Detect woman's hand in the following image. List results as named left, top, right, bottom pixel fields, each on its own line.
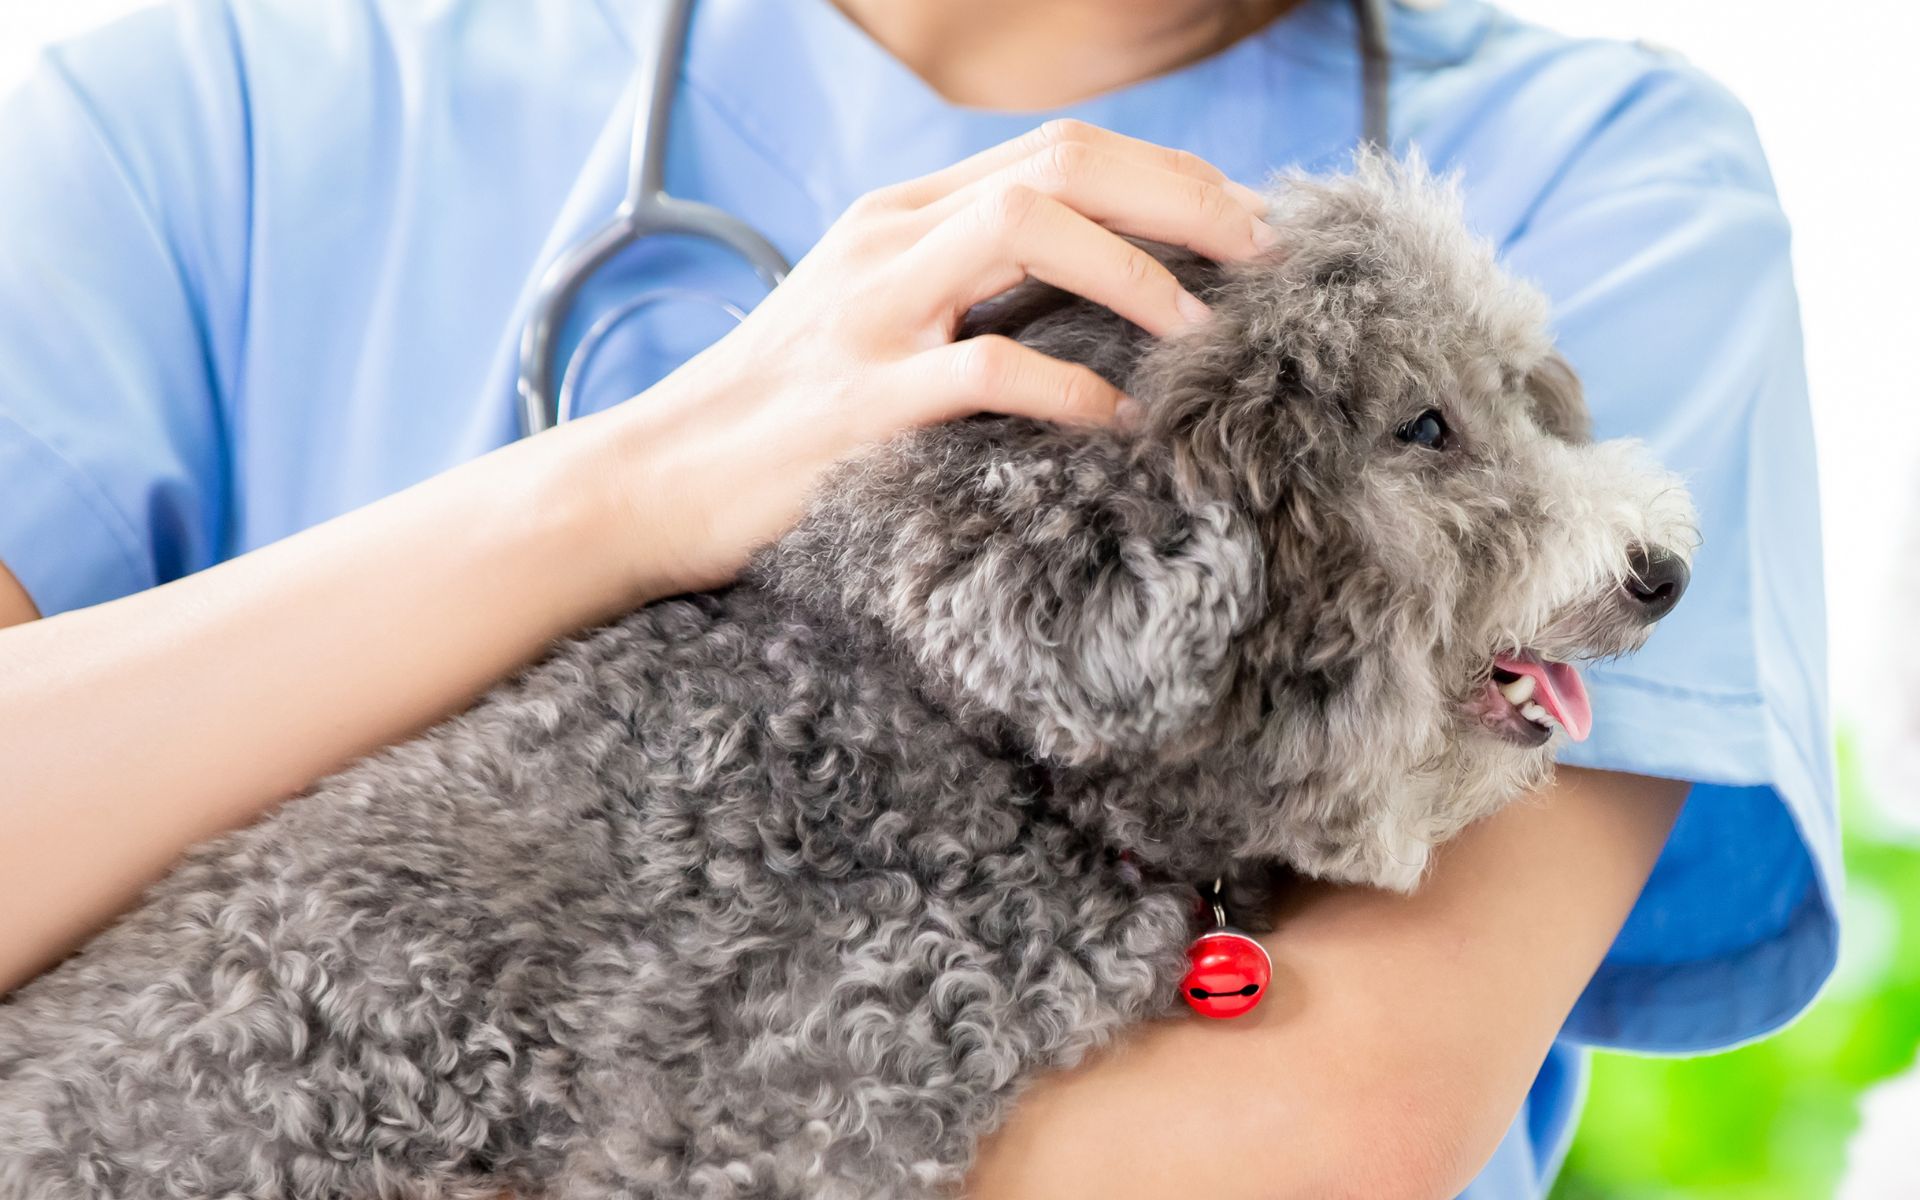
left=589, top=118, right=1277, bottom=599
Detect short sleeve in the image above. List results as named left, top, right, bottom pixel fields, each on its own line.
left=0, top=2, right=248, bottom=616
left=1493, top=61, right=1839, bottom=1052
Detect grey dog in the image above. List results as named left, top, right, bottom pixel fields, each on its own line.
left=0, top=157, right=1696, bottom=1199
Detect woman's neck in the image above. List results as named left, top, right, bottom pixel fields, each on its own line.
left=829, top=0, right=1297, bottom=110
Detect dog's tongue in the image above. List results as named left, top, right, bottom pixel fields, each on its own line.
left=1495, top=652, right=1592, bottom=742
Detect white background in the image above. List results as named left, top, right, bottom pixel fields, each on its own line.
left=3, top=0, right=1910, bottom=736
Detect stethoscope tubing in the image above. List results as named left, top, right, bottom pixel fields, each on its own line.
left=515, top=0, right=790, bottom=438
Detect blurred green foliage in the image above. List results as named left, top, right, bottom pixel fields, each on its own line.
left=1549, top=736, right=1920, bottom=1200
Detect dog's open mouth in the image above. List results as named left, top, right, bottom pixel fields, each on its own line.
left=1473, top=651, right=1593, bottom=747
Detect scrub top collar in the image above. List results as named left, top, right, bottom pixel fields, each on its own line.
left=591, top=0, right=1499, bottom=220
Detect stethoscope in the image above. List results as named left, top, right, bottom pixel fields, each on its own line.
left=515, top=0, right=1393, bottom=438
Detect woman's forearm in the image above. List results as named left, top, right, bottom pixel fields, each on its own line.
left=966, top=766, right=1686, bottom=1200
left=0, top=403, right=674, bottom=993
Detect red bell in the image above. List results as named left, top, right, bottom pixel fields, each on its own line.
left=1180, top=928, right=1272, bottom=1019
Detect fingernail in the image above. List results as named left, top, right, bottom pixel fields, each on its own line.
left=1115, top=395, right=1144, bottom=429
left=1176, top=290, right=1212, bottom=325
left=1250, top=217, right=1281, bottom=251
left=1226, top=180, right=1269, bottom=213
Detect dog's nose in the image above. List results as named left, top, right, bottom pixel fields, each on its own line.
left=1622, top=545, right=1689, bottom=622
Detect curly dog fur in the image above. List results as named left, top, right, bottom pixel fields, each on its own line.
left=0, top=157, right=1696, bottom=1198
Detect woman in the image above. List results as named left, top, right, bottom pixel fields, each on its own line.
left=0, top=0, right=1836, bottom=1195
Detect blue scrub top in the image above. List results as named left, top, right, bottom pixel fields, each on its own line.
left=0, top=1, right=1838, bottom=1193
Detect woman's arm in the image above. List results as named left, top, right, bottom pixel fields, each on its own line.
left=0, top=121, right=1277, bottom=994
left=0, top=413, right=668, bottom=991
left=967, top=765, right=1685, bottom=1200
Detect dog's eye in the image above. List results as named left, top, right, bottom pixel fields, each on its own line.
left=1395, top=409, right=1450, bottom=450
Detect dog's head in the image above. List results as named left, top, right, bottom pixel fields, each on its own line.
left=769, top=155, right=1696, bottom=889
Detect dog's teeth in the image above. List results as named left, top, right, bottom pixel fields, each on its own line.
left=1519, top=702, right=1553, bottom=726
left=1499, top=675, right=1536, bottom=705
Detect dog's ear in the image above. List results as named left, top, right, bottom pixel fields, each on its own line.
left=958, top=280, right=1080, bottom=340
left=1522, top=350, right=1591, bottom=443
left=960, top=244, right=1224, bottom=390
left=764, top=421, right=1264, bottom=765
left=958, top=280, right=1149, bottom=391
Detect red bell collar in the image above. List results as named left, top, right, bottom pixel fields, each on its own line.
left=1117, top=854, right=1271, bottom=1020
left=1179, top=876, right=1272, bottom=1019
